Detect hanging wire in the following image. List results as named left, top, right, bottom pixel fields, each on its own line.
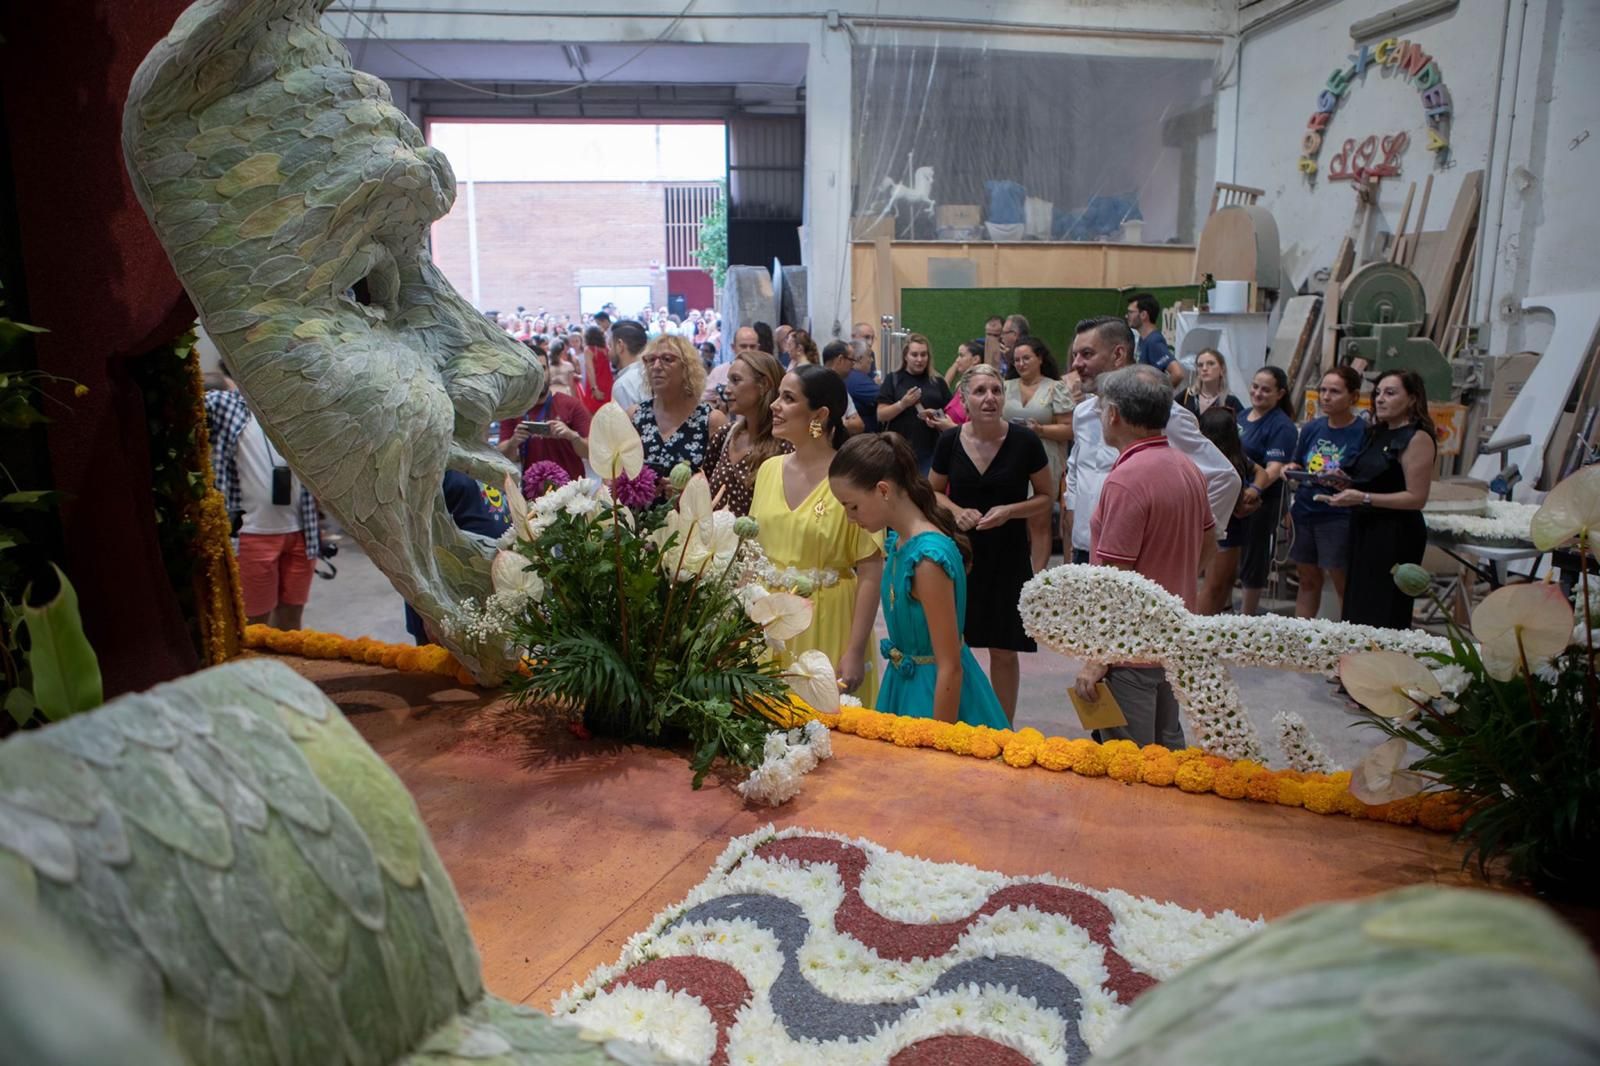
left=331, top=0, right=700, bottom=100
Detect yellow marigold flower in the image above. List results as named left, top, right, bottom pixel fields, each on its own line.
left=243, top=623, right=272, bottom=647
left=1327, top=770, right=1353, bottom=787
left=1143, top=755, right=1179, bottom=787
left=835, top=708, right=865, bottom=734
left=1140, top=743, right=1170, bottom=760
left=991, top=728, right=1016, bottom=748
left=1172, top=747, right=1204, bottom=764
left=1067, top=739, right=1107, bottom=777
left=1372, top=795, right=1422, bottom=825
left=395, top=649, right=422, bottom=672
left=969, top=732, right=1002, bottom=759
left=856, top=712, right=890, bottom=741
left=1276, top=778, right=1306, bottom=807
left=1244, top=772, right=1281, bottom=804
left=379, top=648, right=402, bottom=668
left=1300, top=781, right=1346, bottom=815
left=1174, top=760, right=1215, bottom=794
left=1011, top=727, right=1046, bottom=746
left=1036, top=745, right=1073, bottom=772
left=891, top=717, right=937, bottom=748
left=1107, top=751, right=1144, bottom=784
left=945, top=723, right=976, bottom=756
left=1232, top=759, right=1265, bottom=776
left=1201, top=754, right=1229, bottom=770
left=1100, top=738, right=1138, bottom=756
left=1002, top=742, right=1037, bottom=768
left=1212, top=766, right=1249, bottom=800
left=1418, top=792, right=1464, bottom=832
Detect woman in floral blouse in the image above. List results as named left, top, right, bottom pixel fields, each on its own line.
left=629, top=335, right=727, bottom=491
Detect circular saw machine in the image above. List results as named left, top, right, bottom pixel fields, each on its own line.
left=1339, top=262, right=1452, bottom=398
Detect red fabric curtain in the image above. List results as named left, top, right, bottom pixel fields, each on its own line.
left=2, top=1, right=204, bottom=693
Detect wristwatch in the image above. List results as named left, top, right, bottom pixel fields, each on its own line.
left=1363, top=493, right=1372, bottom=506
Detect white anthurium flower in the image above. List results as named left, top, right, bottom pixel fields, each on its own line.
left=1338, top=651, right=1442, bottom=718
left=746, top=591, right=813, bottom=642
left=490, top=548, right=544, bottom=601
left=503, top=473, right=531, bottom=542
left=1530, top=462, right=1600, bottom=550
left=1349, top=736, right=1430, bottom=805
left=1472, top=581, right=1575, bottom=681
left=589, top=401, right=644, bottom=479
left=785, top=649, right=840, bottom=713
left=678, top=471, right=713, bottom=532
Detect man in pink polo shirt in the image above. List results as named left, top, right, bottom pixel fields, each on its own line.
left=1075, top=365, right=1215, bottom=748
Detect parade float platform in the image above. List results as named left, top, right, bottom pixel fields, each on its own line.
left=283, top=655, right=1476, bottom=1012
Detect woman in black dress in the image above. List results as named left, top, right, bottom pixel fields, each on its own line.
left=1320, top=369, right=1436, bottom=629
left=928, top=364, right=1054, bottom=722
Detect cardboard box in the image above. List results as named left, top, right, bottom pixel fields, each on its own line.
left=1487, top=352, right=1539, bottom=419
left=852, top=213, right=895, bottom=240
left=936, top=204, right=981, bottom=229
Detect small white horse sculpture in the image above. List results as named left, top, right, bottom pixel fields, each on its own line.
left=878, top=165, right=935, bottom=222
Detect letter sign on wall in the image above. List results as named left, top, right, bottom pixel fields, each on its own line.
left=1296, top=37, right=1452, bottom=187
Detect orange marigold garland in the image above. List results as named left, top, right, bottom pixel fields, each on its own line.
left=243, top=625, right=477, bottom=686
left=818, top=705, right=1464, bottom=833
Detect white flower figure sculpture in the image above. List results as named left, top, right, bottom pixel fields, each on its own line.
left=1019, top=565, right=1449, bottom=763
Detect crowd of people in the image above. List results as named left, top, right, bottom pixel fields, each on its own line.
left=202, top=285, right=1436, bottom=748
left=487, top=294, right=1437, bottom=746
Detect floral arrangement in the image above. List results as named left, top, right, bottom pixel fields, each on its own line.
left=1018, top=565, right=1448, bottom=764
left=736, top=719, right=834, bottom=806
left=822, top=705, right=1467, bottom=830
left=477, top=402, right=840, bottom=789
left=242, top=624, right=475, bottom=685
left=1423, top=498, right=1539, bottom=543
left=1339, top=464, right=1600, bottom=897
left=557, top=825, right=1263, bottom=1063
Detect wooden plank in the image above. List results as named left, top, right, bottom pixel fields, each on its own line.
left=1292, top=300, right=1327, bottom=416
left=1404, top=174, right=1433, bottom=269
left=1424, top=170, right=1483, bottom=341
left=1331, top=237, right=1356, bottom=284
left=1322, top=280, right=1343, bottom=371
left=1193, top=204, right=1280, bottom=286
left=1269, top=295, right=1322, bottom=387
left=1389, top=182, right=1416, bottom=264
left=1441, top=229, right=1479, bottom=355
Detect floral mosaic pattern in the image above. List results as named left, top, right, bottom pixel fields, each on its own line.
left=1018, top=565, right=1449, bottom=763
left=558, top=827, right=1259, bottom=1065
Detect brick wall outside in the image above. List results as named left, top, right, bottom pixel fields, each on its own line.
left=431, top=181, right=685, bottom=318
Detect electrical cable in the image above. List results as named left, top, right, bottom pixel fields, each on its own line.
left=332, top=0, right=699, bottom=100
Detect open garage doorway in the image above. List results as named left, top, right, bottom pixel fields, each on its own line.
left=427, top=120, right=727, bottom=335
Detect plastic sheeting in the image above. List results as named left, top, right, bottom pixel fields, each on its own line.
left=852, top=34, right=1219, bottom=245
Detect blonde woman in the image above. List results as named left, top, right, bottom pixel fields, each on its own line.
left=629, top=334, right=727, bottom=483
left=929, top=364, right=1054, bottom=719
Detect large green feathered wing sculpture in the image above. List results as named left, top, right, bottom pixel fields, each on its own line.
left=0, top=659, right=655, bottom=1065
left=121, top=0, right=540, bottom=681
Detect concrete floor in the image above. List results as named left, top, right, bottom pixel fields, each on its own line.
left=304, top=536, right=1385, bottom=770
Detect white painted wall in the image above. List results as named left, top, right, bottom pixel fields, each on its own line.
left=326, top=2, right=1231, bottom=339
left=1226, top=0, right=1600, bottom=352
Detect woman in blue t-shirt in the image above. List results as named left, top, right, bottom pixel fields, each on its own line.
left=1235, top=367, right=1298, bottom=615
left=1288, top=366, right=1367, bottom=618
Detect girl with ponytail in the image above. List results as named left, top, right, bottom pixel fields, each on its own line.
left=829, top=433, right=1009, bottom=728
left=750, top=365, right=884, bottom=702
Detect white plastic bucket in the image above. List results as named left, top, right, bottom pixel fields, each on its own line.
left=1210, top=280, right=1249, bottom=313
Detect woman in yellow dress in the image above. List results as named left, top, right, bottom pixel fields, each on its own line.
left=751, top=365, right=882, bottom=704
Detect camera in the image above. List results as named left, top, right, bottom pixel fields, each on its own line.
left=271, top=464, right=292, bottom=506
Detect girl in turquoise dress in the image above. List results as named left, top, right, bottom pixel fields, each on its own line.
left=828, top=434, right=1009, bottom=728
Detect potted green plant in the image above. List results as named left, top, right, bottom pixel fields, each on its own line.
left=1340, top=465, right=1600, bottom=899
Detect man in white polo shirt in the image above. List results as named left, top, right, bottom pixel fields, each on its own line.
left=1062, top=315, right=1238, bottom=565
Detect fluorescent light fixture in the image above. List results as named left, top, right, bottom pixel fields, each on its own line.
left=562, top=44, right=587, bottom=71
left=1351, top=0, right=1458, bottom=40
